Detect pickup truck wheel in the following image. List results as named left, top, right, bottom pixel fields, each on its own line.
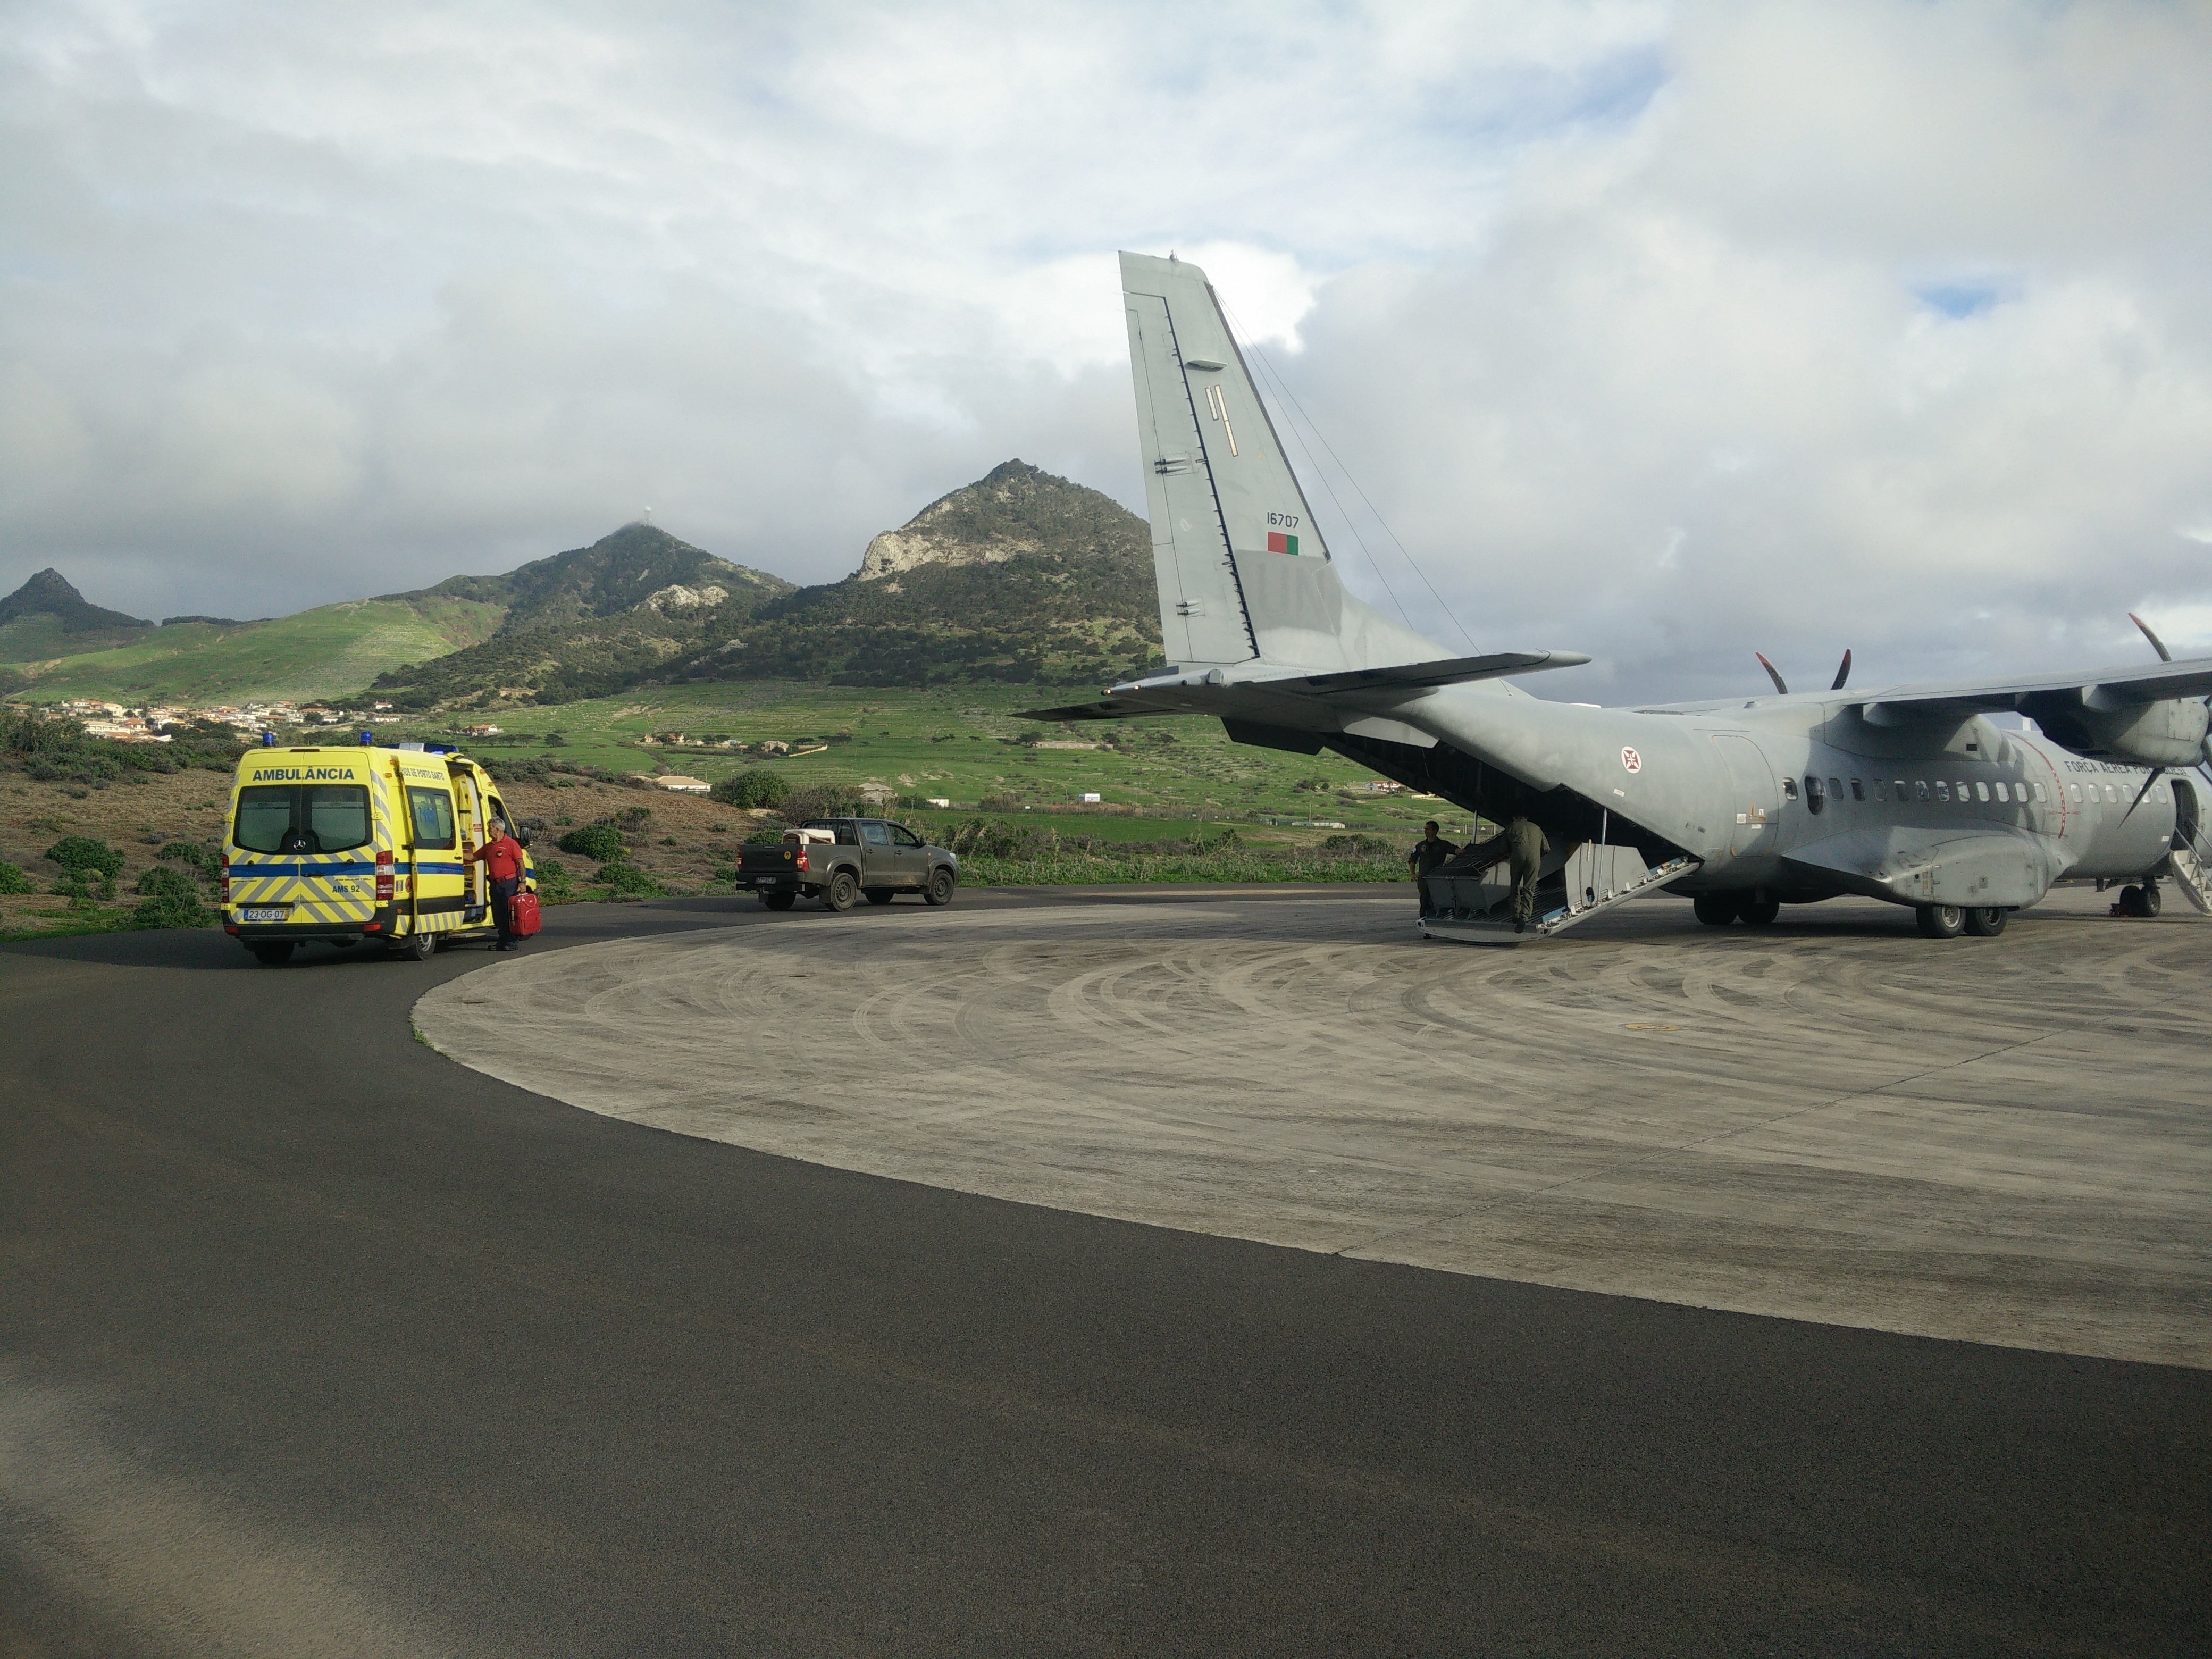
left=824, top=870, right=858, bottom=912
left=863, top=887, right=896, bottom=906
left=761, top=891, right=796, bottom=911
left=923, top=867, right=956, bottom=907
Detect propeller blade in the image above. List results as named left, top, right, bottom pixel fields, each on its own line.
left=1755, top=652, right=1789, bottom=696
left=2119, top=767, right=2165, bottom=825
left=2129, top=612, right=2173, bottom=663
left=1831, top=649, right=1853, bottom=691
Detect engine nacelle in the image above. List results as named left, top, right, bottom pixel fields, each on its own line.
left=2025, top=688, right=2210, bottom=767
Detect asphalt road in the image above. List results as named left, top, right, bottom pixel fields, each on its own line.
left=4, top=891, right=2207, bottom=1657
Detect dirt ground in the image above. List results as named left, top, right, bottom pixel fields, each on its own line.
left=0, top=768, right=770, bottom=936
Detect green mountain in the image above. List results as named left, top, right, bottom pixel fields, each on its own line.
left=398, top=520, right=792, bottom=632
left=5, top=464, right=1162, bottom=711
left=370, top=462, right=1162, bottom=708
left=1, top=594, right=508, bottom=706
left=364, top=524, right=797, bottom=708
left=0, top=568, right=152, bottom=634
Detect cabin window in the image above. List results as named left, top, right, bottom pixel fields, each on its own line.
left=1995, top=782, right=2009, bottom=803
left=2034, top=783, right=2047, bottom=803
left=2107, top=784, right=2120, bottom=802
left=1873, top=780, right=1887, bottom=802
left=1895, top=779, right=1908, bottom=801
left=1850, top=779, right=1865, bottom=802
left=1781, top=776, right=1798, bottom=800
left=1915, top=780, right=1930, bottom=801
left=2067, top=783, right=2081, bottom=802
left=1975, top=781, right=1990, bottom=803
left=1935, top=781, right=1950, bottom=802
left=1829, top=777, right=1844, bottom=805
left=407, top=787, right=456, bottom=850
left=1804, top=775, right=1824, bottom=814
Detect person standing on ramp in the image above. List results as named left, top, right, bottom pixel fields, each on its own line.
left=1408, top=820, right=1459, bottom=919
left=467, top=815, right=529, bottom=952
left=1508, top=814, right=1551, bottom=934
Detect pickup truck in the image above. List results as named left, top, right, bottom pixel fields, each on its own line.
left=734, top=818, right=961, bottom=911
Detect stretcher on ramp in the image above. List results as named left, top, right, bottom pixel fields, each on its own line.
left=1419, top=845, right=1702, bottom=945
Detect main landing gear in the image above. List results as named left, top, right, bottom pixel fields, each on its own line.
left=2110, top=882, right=2161, bottom=918
left=1693, top=892, right=1779, bottom=926
left=1915, top=904, right=2008, bottom=938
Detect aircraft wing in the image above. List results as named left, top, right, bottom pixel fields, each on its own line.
left=1020, top=650, right=1589, bottom=723
left=1855, top=654, right=2212, bottom=724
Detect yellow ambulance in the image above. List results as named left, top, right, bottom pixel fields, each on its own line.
left=222, top=740, right=534, bottom=965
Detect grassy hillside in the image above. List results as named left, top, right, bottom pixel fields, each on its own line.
left=386, top=681, right=1447, bottom=835
left=2, top=594, right=506, bottom=706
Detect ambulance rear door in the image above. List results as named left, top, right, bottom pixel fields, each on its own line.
left=450, top=760, right=489, bottom=919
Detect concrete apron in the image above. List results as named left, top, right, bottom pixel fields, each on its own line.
left=413, top=891, right=2212, bottom=1368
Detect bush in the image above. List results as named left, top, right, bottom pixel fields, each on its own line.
left=710, top=768, right=790, bottom=809
left=778, top=783, right=861, bottom=823
left=157, top=841, right=222, bottom=877
left=557, top=823, right=627, bottom=861
left=0, top=861, right=30, bottom=895
left=44, top=836, right=125, bottom=880
left=615, top=804, right=653, bottom=827
left=132, top=865, right=209, bottom=928
left=593, top=861, right=666, bottom=898
left=532, top=855, right=576, bottom=901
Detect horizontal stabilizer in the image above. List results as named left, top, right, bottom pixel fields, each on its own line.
left=1019, top=649, right=1588, bottom=724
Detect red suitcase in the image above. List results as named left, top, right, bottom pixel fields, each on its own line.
left=508, top=889, right=542, bottom=938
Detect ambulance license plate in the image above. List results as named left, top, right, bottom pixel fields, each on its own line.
left=241, top=907, right=291, bottom=922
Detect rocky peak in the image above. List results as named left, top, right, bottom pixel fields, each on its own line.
left=857, top=459, right=1142, bottom=581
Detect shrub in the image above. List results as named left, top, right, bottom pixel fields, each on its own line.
left=0, top=861, right=30, bottom=895
left=779, top=783, right=861, bottom=823
left=710, top=768, right=790, bottom=809
left=593, top=861, right=666, bottom=898
left=44, top=836, right=125, bottom=880
left=532, top=856, right=576, bottom=901
left=615, top=804, right=653, bottom=827
left=133, top=865, right=210, bottom=928
left=557, top=823, right=626, bottom=861
left=157, top=841, right=222, bottom=877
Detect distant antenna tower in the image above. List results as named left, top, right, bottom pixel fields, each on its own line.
left=643, top=506, right=653, bottom=524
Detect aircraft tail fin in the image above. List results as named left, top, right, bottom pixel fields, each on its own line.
left=1120, top=251, right=1445, bottom=674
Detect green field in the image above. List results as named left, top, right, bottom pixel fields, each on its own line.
left=2, top=596, right=506, bottom=706
left=401, top=681, right=1463, bottom=837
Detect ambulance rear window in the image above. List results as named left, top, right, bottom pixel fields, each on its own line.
left=233, top=784, right=372, bottom=854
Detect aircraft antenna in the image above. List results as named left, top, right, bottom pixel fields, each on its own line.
left=1224, top=303, right=1480, bottom=655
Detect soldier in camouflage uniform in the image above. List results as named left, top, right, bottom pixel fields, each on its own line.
left=1508, top=814, right=1550, bottom=933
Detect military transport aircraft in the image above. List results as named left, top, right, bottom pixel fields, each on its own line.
left=1024, top=250, right=2212, bottom=941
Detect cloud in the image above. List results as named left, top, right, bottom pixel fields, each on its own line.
left=1, top=0, right=2207, bottom=702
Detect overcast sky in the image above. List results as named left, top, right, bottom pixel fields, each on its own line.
left=4, top=0, right=2209, bottom=701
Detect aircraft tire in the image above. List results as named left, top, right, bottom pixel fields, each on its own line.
left=1916, top=903, right=1965, bottom=939
left=864, top=887, right=897, bottom=906
left=1692, top=893, right=1738, bottom=926
left=1963, top=906, right=2007, bottom=937
left=761, top=891, right=796, bottom=911
left=250, top=942, right=295, bottom=966
left=823, top=870, right=859, bottom=912
left=1738, top=898, right=1781, bottom=926
left=2140, top=883, right=2163, bottom=917
left=2116, top=884, right=2146, bottom=917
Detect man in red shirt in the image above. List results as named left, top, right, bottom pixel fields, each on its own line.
left=466, top=814, right=529, bottom=951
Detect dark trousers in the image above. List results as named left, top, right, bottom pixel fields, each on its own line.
left=491, top=876, right=520, bottom=944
